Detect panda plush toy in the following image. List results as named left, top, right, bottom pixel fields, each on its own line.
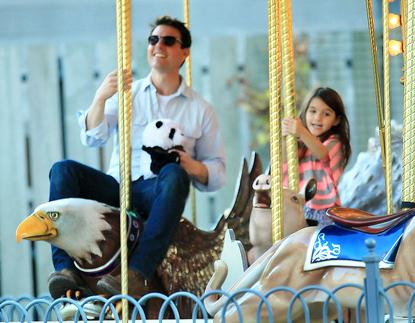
left=141, top=118, right=189, bottom=179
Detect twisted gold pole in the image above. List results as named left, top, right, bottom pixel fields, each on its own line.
left=116, top=0, right=132, bottom=320
left=382, top=0, right=393, bottom=213
left=183, top=0, right=197, bottom=225
left=402, top=0, right=407, bottom=42
left=184, top=0, right=192, bottom=88
left=268, top=0, right=283, bottom=243
left=280, top=0, right=298, bottom=191
left=365, top=0, right=391, bottom=213
left=402, top=0, right=415, bottom=207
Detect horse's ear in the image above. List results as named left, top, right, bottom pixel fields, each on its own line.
left=301, top=178, right=317, bottom=201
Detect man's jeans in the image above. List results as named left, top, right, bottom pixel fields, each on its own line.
left=49, top=159, right=190, bottom=279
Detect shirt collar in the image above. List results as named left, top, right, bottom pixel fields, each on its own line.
left=143, top=74, right=192, bottom=98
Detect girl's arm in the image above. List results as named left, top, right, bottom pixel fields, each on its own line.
left=326, top=138, right=345, bottom=184
left=282, top=117, right=329, bottom=160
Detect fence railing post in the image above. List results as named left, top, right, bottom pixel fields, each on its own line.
left=363, top=238, right=385, bottom=323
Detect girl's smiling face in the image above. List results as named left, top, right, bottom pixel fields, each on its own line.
left=305, top=97, right=340, bottom=137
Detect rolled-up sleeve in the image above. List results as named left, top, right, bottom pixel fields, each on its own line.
left=193, top=107, right=226, bottom=192
left=77, top=95, right=119, bottom=147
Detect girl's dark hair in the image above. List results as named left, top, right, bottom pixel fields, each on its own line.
left=299, top=87, right=351, bottom=167
left=150, top=16, right=192, bottom=48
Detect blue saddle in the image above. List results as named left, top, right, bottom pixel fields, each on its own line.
left=304, top=217, right=413, bottom=271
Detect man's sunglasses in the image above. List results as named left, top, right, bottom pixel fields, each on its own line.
left=148, top=35, right=183, bottom=47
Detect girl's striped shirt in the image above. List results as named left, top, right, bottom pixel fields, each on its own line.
left=283, top=134, right=345, bottom=210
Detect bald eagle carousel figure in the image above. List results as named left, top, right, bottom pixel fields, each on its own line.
left=16, top=152, right=264, bottom=318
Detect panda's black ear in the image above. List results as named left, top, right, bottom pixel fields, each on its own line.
left=156, top=121, right=163, bottom=128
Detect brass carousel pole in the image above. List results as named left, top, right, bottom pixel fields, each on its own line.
left=184, top=0, right=192, bottom=87
left=183, top=0, right=197, bottom=225
left=382, top=0, right=393, bottom=213
left=116, top=0, right=132, bottom=320
left=401, top=0, right=415, bottom=208
left=365, top=0, right=393, bottom=213
left=280, top=0, right=299, bottom=191
left=268, top=0, right=283, bottom=243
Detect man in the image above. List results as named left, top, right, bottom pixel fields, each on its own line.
left=47, top=16, right=226, bottom=298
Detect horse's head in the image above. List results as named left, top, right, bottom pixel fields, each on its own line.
left=282, top=178, right=317, bottom=236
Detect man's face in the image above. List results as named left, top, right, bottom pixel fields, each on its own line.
left=147, top=25, right=189, bottom=73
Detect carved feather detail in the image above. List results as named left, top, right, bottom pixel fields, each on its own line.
left=157, top=152, right=262, bottom=296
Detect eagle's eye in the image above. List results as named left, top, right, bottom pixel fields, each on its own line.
left=47, top=211, right=60, bottom=221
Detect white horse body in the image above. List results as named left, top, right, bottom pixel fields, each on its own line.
left=205, top=218, right=415, bottom=322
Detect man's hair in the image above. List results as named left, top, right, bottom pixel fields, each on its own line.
left=150, top=16, right=192, bottom=48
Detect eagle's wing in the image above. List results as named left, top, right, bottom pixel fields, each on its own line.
left=156, top=152, right=263, bottom=296
left=227, top=152, right=263, bottom=251
left=157, top=217, right=226, bottom=296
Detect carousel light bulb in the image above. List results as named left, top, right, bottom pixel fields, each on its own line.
left=389, top=40, right=403, bottom=56
left=388, top=13, right=401, bottom=29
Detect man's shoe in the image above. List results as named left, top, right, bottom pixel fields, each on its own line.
left=48, top=268, right=89, bottom=299
left=97, top=269, right=152, bottom=296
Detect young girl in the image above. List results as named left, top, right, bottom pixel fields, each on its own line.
left=282, top=87, right=351, bottom=226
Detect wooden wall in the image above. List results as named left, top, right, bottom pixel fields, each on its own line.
left=0, top=43, right=114, bottom=296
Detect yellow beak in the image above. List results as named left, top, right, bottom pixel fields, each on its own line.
left=16, top=211, right=58, bottom=243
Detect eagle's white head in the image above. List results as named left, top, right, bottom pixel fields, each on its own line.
left=16, top=198, right=117, bottom=265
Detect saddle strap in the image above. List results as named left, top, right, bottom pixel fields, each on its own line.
left=74, top=216, right=142, bottom=277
